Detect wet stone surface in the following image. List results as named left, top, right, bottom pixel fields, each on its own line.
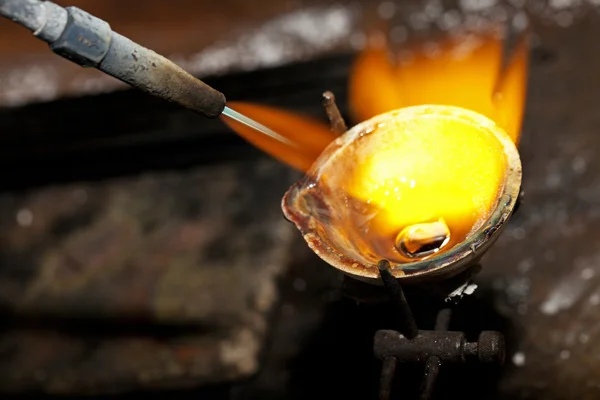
left=0, top=157, right=300, bottom=394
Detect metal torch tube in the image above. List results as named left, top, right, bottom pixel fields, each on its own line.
left=0, top=0, right=226, bottom=118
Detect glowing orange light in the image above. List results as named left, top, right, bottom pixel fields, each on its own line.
left=332, top=105, right=508, bottom=261
left=349, top=31, right=529, bottom=144
left=223, top=28, right=528, bottom=172
left=221, top=23, right=528, bottom=264
left=220, top=102, right=337, bottom=172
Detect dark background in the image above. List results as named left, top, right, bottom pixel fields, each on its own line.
left=1, top=1, right=600, bottom=399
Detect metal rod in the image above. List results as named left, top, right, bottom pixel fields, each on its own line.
left=434, top=308, right=452, bottom=331
left=322, top=91, right=347, bottom=134
left=420, top=356, right=441, bottom=400
left=378, top=259, right=419, bottom=339
left=374, top=329, right=469, bottom=364
left=379, top=357, right=397, bottom=400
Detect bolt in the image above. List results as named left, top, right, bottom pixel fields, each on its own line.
left=477, top=331, right=506, bottom=365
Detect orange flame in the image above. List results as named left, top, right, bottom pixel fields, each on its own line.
left=221, top=102, right=337, bottom=172
left=222, top=29, right=529, bottom=171
left=349, top=32, right=529, bottom=144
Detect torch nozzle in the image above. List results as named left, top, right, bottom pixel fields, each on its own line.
left=221, top=106, right=295, bottom=146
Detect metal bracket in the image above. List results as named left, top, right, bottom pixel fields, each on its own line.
left=446, top=280, right=478, bottom=303
left=375, top=260, right=505, bottom=400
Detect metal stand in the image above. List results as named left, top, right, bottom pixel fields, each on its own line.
left=375, top=260, right=505, bottom=400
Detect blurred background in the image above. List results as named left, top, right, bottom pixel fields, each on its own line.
left=0, top=0, right=600, bottom=399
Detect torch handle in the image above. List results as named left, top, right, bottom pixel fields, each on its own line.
left=0, top=0, right=226, bottom=118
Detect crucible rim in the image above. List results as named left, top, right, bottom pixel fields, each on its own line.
left=282, top=104, right=522, bottom=285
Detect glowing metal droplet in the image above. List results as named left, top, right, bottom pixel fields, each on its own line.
left=394, top=219, right=451, bottom=258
